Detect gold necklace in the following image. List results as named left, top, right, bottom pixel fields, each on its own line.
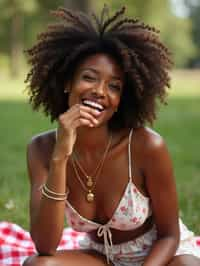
left=71, top=134, right=112, bottom=202
left=73, top=136, right=112, bottom=188
left=73, top=149, right=106, bottom=188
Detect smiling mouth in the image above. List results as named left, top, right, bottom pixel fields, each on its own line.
left=82, top=99, right=105, bottom=112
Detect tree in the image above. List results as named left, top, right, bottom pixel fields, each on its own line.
left=0, top=0, right=91, bottom=77
left=95, top=1, right=196, bottom=67
left=0, top=0, right=197, bottom=76
left=183, top=0, right=200, bottom=66
left=64, top=0, right=91, bottom=12
left=0, top=0, right=38, bottom=77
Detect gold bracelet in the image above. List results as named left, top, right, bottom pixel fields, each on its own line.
left=51, top=154, right=70, bottom=162
left=43, top=184, right=66, bottom=196
left=41, top=187, right=67, bottom=201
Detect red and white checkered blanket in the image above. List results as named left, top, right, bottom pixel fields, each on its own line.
left=0, top=222, right=85, bottom=266
left=0, top=221, right=200, bottom=266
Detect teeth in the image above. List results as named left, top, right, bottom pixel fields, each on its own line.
left=83, top=100, right=104, bottom=111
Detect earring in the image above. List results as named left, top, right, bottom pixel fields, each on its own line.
left=64, top=87, right=69, bottom=93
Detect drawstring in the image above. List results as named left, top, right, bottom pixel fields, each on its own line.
left=97, top=225, right=113, bottom=264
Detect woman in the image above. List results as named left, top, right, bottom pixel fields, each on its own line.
left=23, top=5, right=200, bottom=266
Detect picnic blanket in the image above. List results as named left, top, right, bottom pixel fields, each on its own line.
left=0, top=221, right=200, bottom=266
left=0, top=222, right=85, bottom=265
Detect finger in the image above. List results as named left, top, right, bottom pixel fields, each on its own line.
left=79, top=109, right=99, bottom=125
left=80, top=104, right=101, bottom=117
left=67, top=104, right=101, bottom=118
left=72, top=117, right=94, bottom=129
left=59, top=108, right=99, bottom=128
left=59, top=104, right=101, bottom=124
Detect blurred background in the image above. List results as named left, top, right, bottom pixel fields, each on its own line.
left=0, top=0, right=199, bottom=233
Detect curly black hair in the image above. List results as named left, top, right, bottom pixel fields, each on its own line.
left=25, top=5, right=173, bottom=131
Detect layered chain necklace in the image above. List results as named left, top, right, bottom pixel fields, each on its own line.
left=71, top=134, right=112, bottom=203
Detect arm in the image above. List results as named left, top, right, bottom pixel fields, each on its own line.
left=142, top=131, right=180, bottom=266
left=27, top=104, right=100, bottom=255
left=27, top=135, right=69, bottom=255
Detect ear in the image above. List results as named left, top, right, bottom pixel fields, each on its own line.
left=64, top=81, right=72, bottom=94
left=64, top=87, right=69, bottom=93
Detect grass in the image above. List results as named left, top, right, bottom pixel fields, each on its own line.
left=0, top=70, right=200, bottom=234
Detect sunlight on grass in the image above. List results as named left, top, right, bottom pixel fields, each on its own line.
left=1, top=70, right=200, bottom=100
left=0, top=75, right=26, bottom=100
left=170, top=70, right=200, bottom=97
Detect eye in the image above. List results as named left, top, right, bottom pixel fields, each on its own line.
left=109, top=83, right=121, bottom=92
left=82, top=74, right=96, bottom=81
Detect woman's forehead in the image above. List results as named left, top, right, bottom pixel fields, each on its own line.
left=76, top=53, right=124, bottom=79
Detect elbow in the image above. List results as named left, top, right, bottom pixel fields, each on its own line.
left=36, top=248, right=56, bottom=256
left=35, top=242, right=56, bottom=256
left=35, top=242, right=57, bottom=256
left=31, top=231, right=57, bottom=256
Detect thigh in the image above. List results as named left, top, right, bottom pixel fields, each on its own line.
left=168, top=255, right=200, bottom=266
left=23, top=249, right=113, bottom=266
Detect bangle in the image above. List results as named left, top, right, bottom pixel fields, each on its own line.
left=40, top=183, right=69, bottom=201
left=41, top=187, right=67, bottom=201
left=43, top=184, right=66, bottom=196
left=51, top=154, right=70, bottom=162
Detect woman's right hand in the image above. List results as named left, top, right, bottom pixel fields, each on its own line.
left=53, top=104, right=101, bottom=159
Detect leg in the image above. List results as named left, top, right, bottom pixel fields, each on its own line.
left=23, top=249, right=113, bottom=266
left=167, top=255, right=200, bottom=266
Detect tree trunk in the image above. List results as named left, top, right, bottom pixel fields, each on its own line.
left=64, top=0, right=92, bottom=13
left=10, top=11, right=23, bottom=78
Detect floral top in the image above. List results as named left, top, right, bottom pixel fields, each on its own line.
left=65, top=129, right=152, bottom=263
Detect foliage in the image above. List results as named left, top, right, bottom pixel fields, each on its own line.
left=184, top=0, right=200, bottom=66
left=161, top=16, right=196, bottom=67
left=95, top=1, right=196, bottom=67
left=0, top=0, right=199, bottom=75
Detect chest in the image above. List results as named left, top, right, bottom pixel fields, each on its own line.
left=66, top=148, right=147, bottom=225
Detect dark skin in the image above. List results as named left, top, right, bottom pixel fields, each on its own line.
left=23, top=54, right=200, bottom=266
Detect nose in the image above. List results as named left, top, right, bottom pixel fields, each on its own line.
left=91, top=82, right=106, bottom=98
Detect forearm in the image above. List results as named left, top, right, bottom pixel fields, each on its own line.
left=31, top=157, right=69, bottom=254
left=143, top=236, right=179, bottom=266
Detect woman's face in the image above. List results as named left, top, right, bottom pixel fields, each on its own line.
left=68, top=53, right=124, bottom=127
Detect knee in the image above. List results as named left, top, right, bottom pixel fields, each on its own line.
left=22, top=254, right=54, bottom=266
left=167, top=255, right=200, bottom=266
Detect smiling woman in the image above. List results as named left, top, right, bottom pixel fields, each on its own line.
left=21, top=5, right=200, bottom=266
left=66, top=54, right=123, bottom=129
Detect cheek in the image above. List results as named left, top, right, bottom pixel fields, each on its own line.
left=110, top=93, right=121, bottom=107
left=68, top=81, right=84, bottom=106
left=67, top=88, right=80, bottom=107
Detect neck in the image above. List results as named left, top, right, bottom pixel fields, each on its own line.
left=74, top=126, right=112, bottom=156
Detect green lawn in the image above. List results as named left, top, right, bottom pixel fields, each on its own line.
left=0, top=70, right=200, bottom=234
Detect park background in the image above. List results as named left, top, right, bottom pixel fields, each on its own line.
left=0, top=0, right=200, bottom=234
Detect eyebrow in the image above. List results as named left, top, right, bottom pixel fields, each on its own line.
left=81, top=67, right=122, bottom=81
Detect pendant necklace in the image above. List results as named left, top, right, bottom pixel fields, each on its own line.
left=71, top=134, right=112, bottom=202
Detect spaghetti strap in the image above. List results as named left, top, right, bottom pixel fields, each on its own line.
left=128, top=129, right=133, bottom=180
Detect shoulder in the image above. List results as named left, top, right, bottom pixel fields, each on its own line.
left=133, top=127, right=174, bottom=182
left=133, top=127, right=168, bottom=161
left=133, top=126, right=166, bottom=150
left=27, top=129, right=56, bottom=169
